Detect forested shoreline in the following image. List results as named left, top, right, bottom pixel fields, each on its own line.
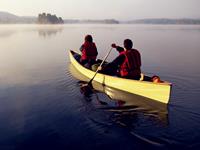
left=37, top=13, right=64, bottom=24
left=1, top=11, right=200, bottom=25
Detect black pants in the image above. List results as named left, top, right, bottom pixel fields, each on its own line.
left=123, top=75, right=141, bottom=80
left=81, top=59, right=96, bottom=68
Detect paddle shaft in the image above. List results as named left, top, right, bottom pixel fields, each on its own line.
left=88, top=47, right=113, bottom=85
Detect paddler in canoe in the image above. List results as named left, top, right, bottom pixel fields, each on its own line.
left=98, top=39, right=142, bottom=80
left=74, top=36, right=162, bottom=83
left=79, top=34, right=98, bottom=68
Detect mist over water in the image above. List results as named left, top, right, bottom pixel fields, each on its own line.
left=0, top=24, right=200, bottom=149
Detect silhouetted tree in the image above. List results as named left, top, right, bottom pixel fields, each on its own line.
left=37, top=13, right=64, bottom=24
left=58, top=17, right=64, bottom=24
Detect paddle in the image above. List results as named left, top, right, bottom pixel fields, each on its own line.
left=82, top=47, right=113, bottom=88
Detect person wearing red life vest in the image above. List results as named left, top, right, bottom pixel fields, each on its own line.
left=101, top=39, right=141, bottom=80
left=80, top=35, right=98, bottom=67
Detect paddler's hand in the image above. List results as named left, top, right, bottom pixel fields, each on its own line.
left=97, top=66, right=102, bottom=71
left=111, top=43, right=117, bottom=48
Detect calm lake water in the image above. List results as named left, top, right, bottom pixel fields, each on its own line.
left=0, top=24, right=200, bottom=150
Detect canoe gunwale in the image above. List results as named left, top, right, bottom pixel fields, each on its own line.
left=69, top=50, right=171, bottom=86
left=69, top=50, right=171, bottom=104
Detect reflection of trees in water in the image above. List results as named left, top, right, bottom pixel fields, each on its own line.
left=0, top=25, right=64, bottom=39
left=38, top=27, right=63, bottom=38
left=0, top=30, right=16, bottom=38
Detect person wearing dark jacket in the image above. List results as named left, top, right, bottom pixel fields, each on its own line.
left=101, top=39, right=141, bottom=80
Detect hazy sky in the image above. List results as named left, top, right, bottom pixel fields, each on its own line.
left=0, top=0, right=199, bottom=20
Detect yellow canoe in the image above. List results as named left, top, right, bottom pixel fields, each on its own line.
left=69, top=63, right=168, bottom=122
left=69, top=50, right=172, bottom=104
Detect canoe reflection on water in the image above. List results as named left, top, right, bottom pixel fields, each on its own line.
left=69, top=64, right=168, bottom=125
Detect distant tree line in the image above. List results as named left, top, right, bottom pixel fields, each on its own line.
left=127, top=18, right=200, bottom=25
left=64, top=19, right=119, bottom=24
left=38, top=13, right=64, bottom=24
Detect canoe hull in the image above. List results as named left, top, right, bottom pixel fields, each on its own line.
left=69, top=50, right=171, bottom=104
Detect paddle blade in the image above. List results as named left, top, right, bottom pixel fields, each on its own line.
left=80, top=83, right=93, bottom=97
